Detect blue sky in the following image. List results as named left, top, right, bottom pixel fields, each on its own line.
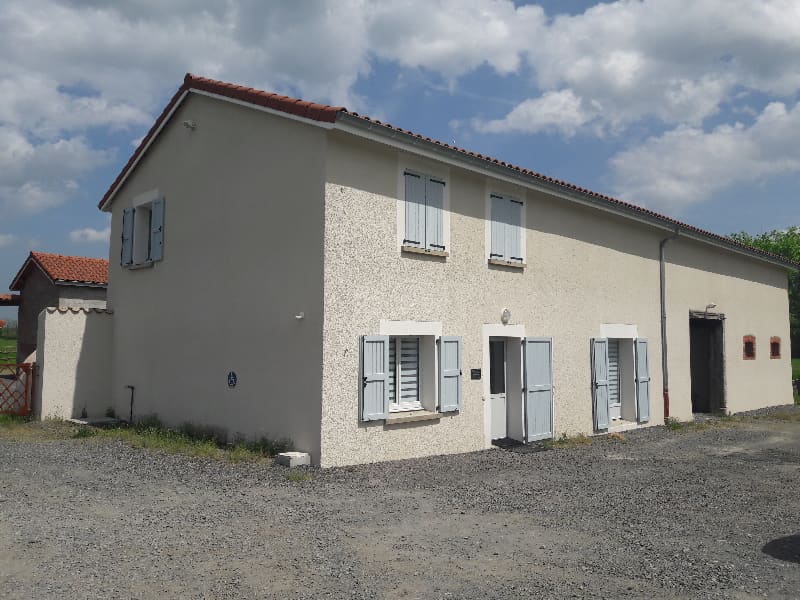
left=2, top=0, right=800, bottom=321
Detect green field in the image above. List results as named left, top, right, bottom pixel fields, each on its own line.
left=793, top=358, right=800, bottom=381
left=0, top=335, right=15, bottom=364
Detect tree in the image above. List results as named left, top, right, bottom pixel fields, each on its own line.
left=730, top=227, right=800, bottom=358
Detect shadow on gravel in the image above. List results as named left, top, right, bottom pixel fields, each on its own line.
left=762, top=534, right=800, bottom=563
left=491, top=437, right=549, bottom=453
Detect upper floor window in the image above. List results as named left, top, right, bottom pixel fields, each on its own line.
left=489, top=193, right=524, bottom=266
left=121, top=197, right=165, bottom=268
left=403, top=171, right=445, bottom=254
left=743, top=335, right=756, bottom=360
left=770, top=336, right=781, bottom=359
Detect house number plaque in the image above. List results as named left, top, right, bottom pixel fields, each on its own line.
left=470, top=369, right=481, bottom=380
left=227, top=371, right=238, bottom=388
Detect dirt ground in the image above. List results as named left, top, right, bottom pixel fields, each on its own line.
left=1, top=409, right=799, bottom=599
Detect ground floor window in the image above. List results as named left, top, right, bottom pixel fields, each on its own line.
left=389, top=336, right=421, bottom=412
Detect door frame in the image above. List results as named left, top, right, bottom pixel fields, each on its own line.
left=688, top=311, right=727, bottom=414
left=482, top=324, right=525, bottom=448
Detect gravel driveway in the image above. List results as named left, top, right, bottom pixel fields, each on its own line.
left=1, top=408, right=799, bottom=599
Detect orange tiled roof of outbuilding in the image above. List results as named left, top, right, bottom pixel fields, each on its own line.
left=10, top=252, right=108, bottom=291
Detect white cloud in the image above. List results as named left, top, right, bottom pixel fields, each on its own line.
left=69, top=226, right=110, bottom=243
left=0, top=126, right=111, bottom=215
left=473, top=90, right=596, bottom=137
left=475, top=0, right=800, bottom=135
left=610, top=101, right=800, bottom=212
left=0, top=234, right=15, bottom=248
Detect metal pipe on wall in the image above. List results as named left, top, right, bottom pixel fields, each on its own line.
left=659, top=228, right=680, bottom=421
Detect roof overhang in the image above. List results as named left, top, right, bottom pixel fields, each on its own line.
left=0, top=294, right=20, bottom=307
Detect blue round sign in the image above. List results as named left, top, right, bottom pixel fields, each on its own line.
left=227, top=371, right=238, bottom=388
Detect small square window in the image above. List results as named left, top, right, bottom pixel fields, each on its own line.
left=743, top=335, right=756, bottom=360
left=770, top=337, right=781, bottom=359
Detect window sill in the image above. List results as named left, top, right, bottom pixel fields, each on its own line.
left=384, top=410, right=442, bottom=425
left=126, top=260, right=154, bottom=270
left=401, top=245, right=449, bottom=258
left=488, top=258, right=526, bottom=269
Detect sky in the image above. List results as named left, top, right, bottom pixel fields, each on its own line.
left=1, top=0, right=800, bottom=320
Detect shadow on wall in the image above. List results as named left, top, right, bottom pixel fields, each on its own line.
left=762, top=534, right=800, bottom=563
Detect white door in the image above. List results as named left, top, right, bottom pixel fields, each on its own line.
left=607, top=339, right=621, bottom=421
left=489, top=339, right=507, bottom=440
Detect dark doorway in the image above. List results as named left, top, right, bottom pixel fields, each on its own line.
left=689, top=315, right=725, bottom=413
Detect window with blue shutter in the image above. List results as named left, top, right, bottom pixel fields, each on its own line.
left=403, top=171, right=445, bottom=252
left=439, top=336, right=462, bottom=412
left=121, top=207, right=134, bottom=266
left=361, top=335, right=390, bottom=421
left=489, top=194, right=523, bottom=264
left=524, top=338, right=554, bottom=442
left=388, top=337, right=421, bottom=412
left=591, top=338, right=610, bottom=430
left=149, top=197, right=165, bottom=262
left=635, top=338, right=650, bottom=423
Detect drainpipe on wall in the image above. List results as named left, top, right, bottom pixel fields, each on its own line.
left=659, top=227, right=680, bottom=422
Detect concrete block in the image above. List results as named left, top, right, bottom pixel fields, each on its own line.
left=276, top=451, right=311, bottom=467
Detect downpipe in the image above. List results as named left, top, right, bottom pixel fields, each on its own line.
left=125, top=385, right=135, bottom=424
left=659, top=228, right=680, bottom=422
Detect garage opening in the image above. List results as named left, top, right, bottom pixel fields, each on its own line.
left=689, top=313, right=725, bottom=414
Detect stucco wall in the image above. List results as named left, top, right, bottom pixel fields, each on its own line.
left=57, top=286, right=107, bottom=310
left=106, top=93, right=326, bottom=461
left=36, top=308, right=112, bottom=420
left=320, top=132, right=668, bottom=467
left=665, top=238, right=793, bottom=418
left=17, top=269, right=58, bottom=363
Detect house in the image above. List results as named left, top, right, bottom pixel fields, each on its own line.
left=9, top=252, right=108, bottom=363
left=85, top=74, right=795, bottom=467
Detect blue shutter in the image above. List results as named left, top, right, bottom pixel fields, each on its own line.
left=404, top=172, right=425, bottom=248
left=635, top=338, right=651, bottom=423
left=439, top=336, right=462, bottom=412
left=425, top=178, right=445, bottom=251
left=592, top=338, right=610, bottom=430
left=121, top=207, right=134, bottom=266
left=149, top=197, right=165, bottom=262
left=524, top=338, right=553, bottom=442
left=361, top=335, right=389, bottom=421
left=507, top=199, right=523, bottom=263
left=490, top=194, right=505, bottom=260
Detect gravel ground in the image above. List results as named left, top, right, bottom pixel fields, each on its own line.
left=1, top=407, right=799, bottom=599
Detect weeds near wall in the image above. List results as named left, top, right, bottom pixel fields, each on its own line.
left=540, top=433, right=592, bottom=450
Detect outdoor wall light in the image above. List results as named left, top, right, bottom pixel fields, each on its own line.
left=501, top=308, right=511, bottom=324
left=295, top=312, right=305, bottom=320
left=704, top=303, right=717, bottom=318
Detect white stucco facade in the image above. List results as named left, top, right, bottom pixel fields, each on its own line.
left=87, top=87, right=793, bottom=467
left=36, top=308, right=112, bottom=420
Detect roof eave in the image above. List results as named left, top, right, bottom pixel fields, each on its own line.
left=335, top=112, right=799, bottom=272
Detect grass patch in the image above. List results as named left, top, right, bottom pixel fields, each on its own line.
left=792, top=358, right=800, bottom=381
left=608, top=432, right=627, bottom=442
left=284, top=470, right=312, bottom=483
left=541, top=433, right=592, bottom=450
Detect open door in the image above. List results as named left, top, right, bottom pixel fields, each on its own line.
left=591, top=338, right=610, bottom=430
left=524, top=338, right=553, bottom=442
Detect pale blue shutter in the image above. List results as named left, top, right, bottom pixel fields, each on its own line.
left=439, top=336, right=462, bottom=412
left=121, top=207, right=134, bottom=266
left=507, top=199, right=523, bottom=263
left=635, top=338, right=651, bottom=423
left=524, top=338, right=553, bottom=442
left=592, top=338, right=610, bottom=430
left=149, top=197, right=165, bottom=262
left=404, top=172, right=425, bottom=248
left=425, top=178, right=445, bottom=251
left=490, top=194, right=505, bottom=260
left=361, top=335, right=389, bottom=421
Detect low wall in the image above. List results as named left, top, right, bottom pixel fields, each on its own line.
left=36, top=308, right=113, bottom=420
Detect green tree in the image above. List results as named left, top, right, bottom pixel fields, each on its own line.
left=730, top=227, right=800, bottom=358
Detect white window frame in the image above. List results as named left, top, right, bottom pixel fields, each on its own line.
left=125, top=189, right=162, bottom=268
left=396, top=157, right=450, bottom=254
left=484, top=184, right=526, bottom=265
left=389, top=336, right=422, bottom=412
left=380, top=320, right=442, bottom=413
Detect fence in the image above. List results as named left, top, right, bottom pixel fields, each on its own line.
left=0, top=363, right=32, bottom=416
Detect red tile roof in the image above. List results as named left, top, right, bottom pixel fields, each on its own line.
left=0, top=294, right=20, bottom=306
left=98, top=74, right=798, bottom=269
left=10, top=252, right=109, bottom=291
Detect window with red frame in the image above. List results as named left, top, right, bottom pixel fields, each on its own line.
left=743, top=335, right=756, bottom=360
left=770, top=337, right=781, bottom=359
